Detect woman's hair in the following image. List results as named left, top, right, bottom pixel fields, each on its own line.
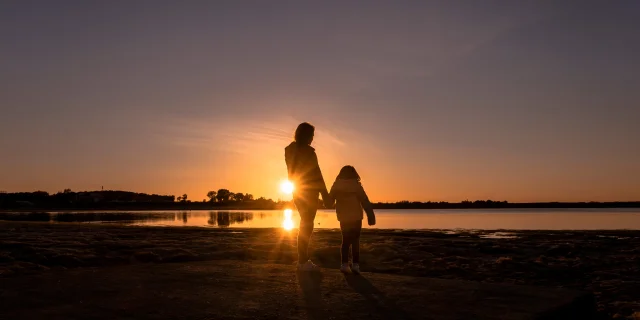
left=336, top=165, right=361, bottom=181
left=294, top=122, right=315, bottom=145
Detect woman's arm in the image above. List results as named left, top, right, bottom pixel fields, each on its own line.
left=311, top=152, right=332, bottom=208
left=320, top=181, right=332, bottom=209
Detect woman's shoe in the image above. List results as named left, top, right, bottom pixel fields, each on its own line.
left=297, top=260, right=321, bottom=272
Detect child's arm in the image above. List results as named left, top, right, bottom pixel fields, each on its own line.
left=357, top=183, right=376, bottom=226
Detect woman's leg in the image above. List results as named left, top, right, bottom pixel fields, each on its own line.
left=298, top=216, right=315, bottom=263
left=352, top=221, right=362, bottom=263
left=294, top=194, right=318, bottom=264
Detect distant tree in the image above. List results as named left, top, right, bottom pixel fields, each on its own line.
left=176, top=195, right=182, bottom=202
left=63, top=188, right=72, bottom=194
left=244, top=193, right=254, bottom=201
left=216, top=189, right=232, bottom=202
left=206, top=191, right=217, bottom=202
left=232, top=193, right=244, bottom=202
left=181, top=194, right=188, bottom=203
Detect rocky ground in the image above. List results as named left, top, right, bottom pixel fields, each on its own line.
left=1, top=222, right=639, bottom=319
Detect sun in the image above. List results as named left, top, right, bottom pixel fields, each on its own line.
left=280, top=181, right=294, bottom=195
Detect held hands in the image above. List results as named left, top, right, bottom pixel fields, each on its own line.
left=321, top=190, right=334, bottom=209
left=323, top=197, right=335, bottom=209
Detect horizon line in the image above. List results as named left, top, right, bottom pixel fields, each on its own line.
left=1, top=189, right=639, bottom=204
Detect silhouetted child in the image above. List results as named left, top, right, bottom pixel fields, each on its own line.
left=329, top=165, right=375, bottom=274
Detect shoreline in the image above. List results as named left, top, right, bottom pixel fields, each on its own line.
left=3, top=206, right=640, bottom=213
left=1, top=221, right=639, bottom=318
left=3, top=203, right=640, bottom=212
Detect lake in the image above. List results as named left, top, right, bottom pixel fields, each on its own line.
left=2, top=208, right=640, bottom=230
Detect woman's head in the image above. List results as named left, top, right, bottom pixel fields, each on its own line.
left=336, top=165, right=360, bottom=181
left=294, top=122, right=315, bottom=145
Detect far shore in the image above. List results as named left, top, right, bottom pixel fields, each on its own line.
left=2, top=202, right=640, bottom=212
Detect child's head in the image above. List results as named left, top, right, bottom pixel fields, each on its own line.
left=336, top=165, right=360, bottom=181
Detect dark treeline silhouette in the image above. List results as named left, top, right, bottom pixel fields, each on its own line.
left=0, top=190, right=175, bottom=210
left=0, top=189, right=285, bottom=210
left=372, top=200, right=640, bottom=209
left=205, top=188, right=255, bottom=203
left=1, top=190, right=639, bottom=210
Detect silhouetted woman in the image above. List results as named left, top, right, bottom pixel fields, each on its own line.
left=285, top=122, right=331, bottom=271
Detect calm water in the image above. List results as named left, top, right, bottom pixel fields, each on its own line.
left=2, top=208, right=640, bottom=230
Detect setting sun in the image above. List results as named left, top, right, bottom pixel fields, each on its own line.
left=280, top=181, right=294, bottom=195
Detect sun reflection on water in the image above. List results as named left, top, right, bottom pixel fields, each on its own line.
left=282, top=209, right=294, bottom=231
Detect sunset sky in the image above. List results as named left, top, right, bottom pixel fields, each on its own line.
left=1, top=1, right=639, bottom=202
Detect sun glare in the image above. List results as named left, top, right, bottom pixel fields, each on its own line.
left=280, top=181, right=294, bottom=195
left=282, top=209, right=294, bottom=231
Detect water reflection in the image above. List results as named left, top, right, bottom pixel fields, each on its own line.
left=1, top=209, right=640, bottom=230
left=282, top=209, right=294, bottom=231
left=181, top=211, right=188, bottom=224
left=0, top=211, right=257, bottom=227
left=206, top=211, right=254, bottom=227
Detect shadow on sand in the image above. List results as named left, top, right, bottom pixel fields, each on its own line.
left=297, top=270, right=413, bottom=320
left=296, top=271, right=327, bottom=320
left=344, top=274, right=413, bottom=320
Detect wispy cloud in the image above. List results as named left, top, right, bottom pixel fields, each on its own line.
left=156, top=114, right=347, bottom=156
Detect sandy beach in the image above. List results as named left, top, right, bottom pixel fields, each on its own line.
left=1, top=221, right=639, bottom=319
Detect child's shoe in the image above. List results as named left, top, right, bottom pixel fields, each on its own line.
left=340, top=263, right=352, bottom=274
left=351, top=263, right=361, bottom=274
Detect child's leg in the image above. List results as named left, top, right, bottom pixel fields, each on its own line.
left=352, top=220, right=363, bottom=263
left=339, top=222, right=353, bottom=264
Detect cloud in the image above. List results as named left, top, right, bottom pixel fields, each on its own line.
left=156, top=114, right=348, bottom=157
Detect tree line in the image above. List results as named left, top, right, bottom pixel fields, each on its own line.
left=1, top=190, right=639, bottom=210
left=205, top=189, right=254, bottom=203
left=0, top=190, right=174, bottom=208
left=0, top=189, right=284, bottom=210
left=372, top=200, right=640, bottom=209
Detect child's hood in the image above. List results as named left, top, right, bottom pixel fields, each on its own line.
left=331, top=179, right=362, bottom=193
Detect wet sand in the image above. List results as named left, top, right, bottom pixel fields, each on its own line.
left=1, top=222, right=639, bottom=319
left=0, top=260, right=595, bottom=320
